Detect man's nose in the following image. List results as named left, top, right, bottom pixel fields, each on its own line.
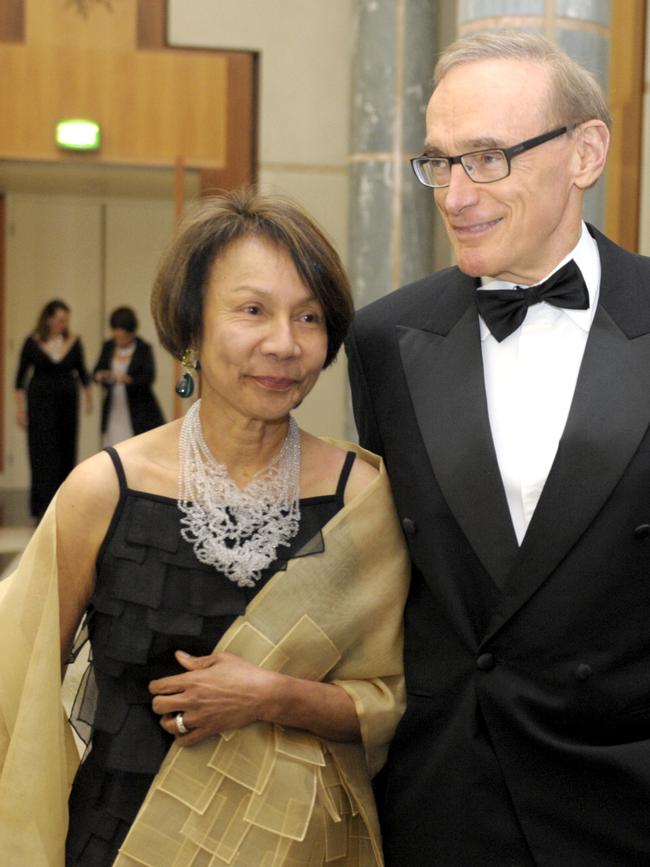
left=439, top=162, right=480, bottom=214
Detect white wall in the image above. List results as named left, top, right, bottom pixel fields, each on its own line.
left=167, top=0, right=353, bottom=440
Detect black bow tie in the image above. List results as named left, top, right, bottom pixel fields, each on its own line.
left=475, top=259, right=589, bottom=343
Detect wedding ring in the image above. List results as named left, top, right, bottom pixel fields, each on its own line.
left=175, top=712, right=189, bottom=735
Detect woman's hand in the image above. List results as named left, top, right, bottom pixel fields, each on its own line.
left=149, top=650, right=275, bottom=746
left=15, top=389, right=27, bottom=429
left=150, top=649, right=361, bottom=747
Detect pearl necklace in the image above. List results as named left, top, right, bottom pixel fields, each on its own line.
left=178, top=400, right=301, bottom=587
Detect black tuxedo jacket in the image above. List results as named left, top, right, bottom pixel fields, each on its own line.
left=93, top=336, right=164, bottom=435
left=346, top=226, right=650, bottom=866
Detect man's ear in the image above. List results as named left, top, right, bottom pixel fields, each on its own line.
left=573, top=120, right=610, bottom=190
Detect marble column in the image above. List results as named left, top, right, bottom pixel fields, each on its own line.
left=348, top=0, right=437, bottom=310
left=457, top=0, right=611, bottom=228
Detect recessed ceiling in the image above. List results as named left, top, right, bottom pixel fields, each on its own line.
left=0, top=160, right=201, bottom=199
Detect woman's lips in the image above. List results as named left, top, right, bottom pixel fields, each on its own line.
left=253, top=376, right=297, bottom=391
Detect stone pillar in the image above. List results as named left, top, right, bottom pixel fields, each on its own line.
left=457, top=0, right=611, bottom=228
left=348, top=0, right=437, bottom=310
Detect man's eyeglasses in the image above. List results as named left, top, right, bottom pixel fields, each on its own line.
left=410, top=126, right=570, bottom=188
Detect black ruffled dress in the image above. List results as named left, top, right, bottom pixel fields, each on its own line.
left=65, top=446, right=356, bottom=867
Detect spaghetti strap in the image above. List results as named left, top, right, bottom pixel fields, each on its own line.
left=335, top=451, right=357, bottom=503
left=103, top=446, right=128, bottom=497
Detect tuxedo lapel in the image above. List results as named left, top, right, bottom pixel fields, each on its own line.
left=483, top=249, right=650, bottom=642
left=398, top=291, right=519, bottom=589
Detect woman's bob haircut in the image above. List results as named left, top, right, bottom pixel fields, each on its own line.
left=151, top=189, right=353, bottom=369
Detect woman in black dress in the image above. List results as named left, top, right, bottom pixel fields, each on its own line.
left=93, top=306, right=165, bottom=446
left=15, top=299, right=92, bottom=518
left=0, top=193, right=409, bottom=867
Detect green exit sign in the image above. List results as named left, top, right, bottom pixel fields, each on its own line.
left=55, top=118, right=101, bottom=151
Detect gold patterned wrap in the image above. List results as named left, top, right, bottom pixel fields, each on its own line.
left=0, top=443, right=409, bottom=866
left=0, top=493, right=79, bottom=866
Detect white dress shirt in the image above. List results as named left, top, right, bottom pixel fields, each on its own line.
left=479, top=222, right=601, bottom=544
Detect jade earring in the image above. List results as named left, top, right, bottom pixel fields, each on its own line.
left=175, top=349, right=199, bottom=398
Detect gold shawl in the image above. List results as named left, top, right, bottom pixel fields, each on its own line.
left=0, top=494, right=79, bottom=866
left=0, top=443, right=409, bottom=866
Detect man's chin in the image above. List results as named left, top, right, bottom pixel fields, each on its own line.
left=454, top=249, right=489, bottom=279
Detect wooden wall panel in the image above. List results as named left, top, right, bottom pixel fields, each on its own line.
left=25, top=0, right=135, bottom=50
left=137, top=0, right=165, bottom=49
left=0, top=196, right=4, bottom=471
left=0, top=0, right=24, bottom=43
left=0, top=43, right=228, bottom=166
left=201, top=52, right=258, bottom=194
left=606, top=0, right=646, bottom=251
left=0, top=0, right=258, bottom=429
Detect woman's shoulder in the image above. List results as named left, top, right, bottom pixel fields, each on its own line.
left=57, top=449, right=121, bottom=540
left=110, top=419, right=181, bottom=496
left=300, top=431, right=378, bottom=502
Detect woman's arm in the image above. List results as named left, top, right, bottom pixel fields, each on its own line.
left=149, top=453, right=384, bottom=747
left=14, top=337, right=33, bottom=391
left=15, top=389, right=27, bottom=430
left=150, top=650, right=360, bottom=746
left=14, top=338, right=33, bottom=428
left=72, top=336, right=92, bottom=388
left=55, top=452, right=119, bottom=664
left=69, top=337, right=93, bottom=414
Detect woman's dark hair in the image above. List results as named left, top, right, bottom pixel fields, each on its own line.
left=35, top=299, right=70, bottom=342
left=109, top=306, right=138, bottom=333
left=151, top=188, right=353, bottom=368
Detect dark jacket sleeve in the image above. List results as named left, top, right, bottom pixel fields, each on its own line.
left=125, top=339, right=165, bottom=433
left=127, top=339, right=156, bottom=387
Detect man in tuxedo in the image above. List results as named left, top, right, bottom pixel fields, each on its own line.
left=346, top=31, right=650, bottom=865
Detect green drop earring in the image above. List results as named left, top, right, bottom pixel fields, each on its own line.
left=175, top=349, right=199, bottom=398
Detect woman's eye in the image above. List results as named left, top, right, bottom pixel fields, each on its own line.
left=299, top=312, right=322, bottom=324
left=243, top=305, right=261, bottom=315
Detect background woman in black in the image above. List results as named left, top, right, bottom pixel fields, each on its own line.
left=15, top=298, right=92, bottom=518
left=93, top=306, right=164, bottom=446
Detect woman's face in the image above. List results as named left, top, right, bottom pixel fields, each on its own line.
left=113, top=328, right=135, bottom=348
left=198, top=235, right=328, bottom=425
left=47, top=308, right=70, bottom=337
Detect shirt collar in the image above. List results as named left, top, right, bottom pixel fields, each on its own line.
left=478, top=222, right=601, bottom=341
